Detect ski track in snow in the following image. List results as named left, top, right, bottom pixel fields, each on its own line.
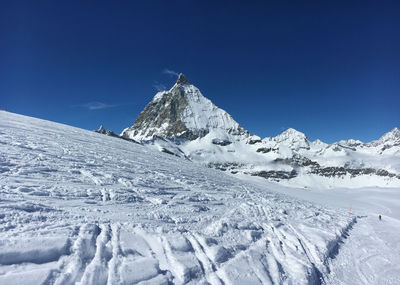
left=0, top=111, right=397, bottom=284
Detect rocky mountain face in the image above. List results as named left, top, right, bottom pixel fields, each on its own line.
left=121, top=74, right=248, bottom=141
left=116, top=74, right=400, bottom=187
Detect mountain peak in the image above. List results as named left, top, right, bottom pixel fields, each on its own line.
left=366, top=127, right=400, bottom=149
left=97, top=125, right=105, bottom=133
left=377, top=127, right=400, bottom=142
left=176, top=73, right=190, bottom=85
left=279, top=128, right=306, bottom=138
left=390, top=127, right=400, bottom=136
left=121, top=75, right=247, bottom=141
left=272, top=128, right=310, bottom=149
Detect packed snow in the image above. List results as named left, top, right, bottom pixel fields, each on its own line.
left=1, top=111, right=399, bottom=284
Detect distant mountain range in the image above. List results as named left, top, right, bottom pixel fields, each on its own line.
left=97, top=74, right=400, bottom=187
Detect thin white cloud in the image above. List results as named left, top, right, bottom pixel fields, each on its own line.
left=80, top=102, right=117, bottom=110
left=163, top=68, right=179, bottom=77
left=153, top=81, right=167, bottom=92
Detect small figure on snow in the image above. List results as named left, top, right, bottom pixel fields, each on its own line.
left=379, top=215, right=382, bottom=221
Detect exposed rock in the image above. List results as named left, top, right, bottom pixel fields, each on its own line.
left=176, top=73, right=190, bottom=85
left=256, top=147, right=274, bottom=153
left=212, top=138, right=232, bottom=146
left=95, top=125, right=140, bottom=144
left=336, top=144, right=357, bottom=151
left=376, top=169, right=396, bottom=177
left=273, top=155, right=319, bottom=168
left=250, top=170, right=297, bottom=180
left=121, top=74, right=248, bottom=141
left=311, top=166, right=397, bottom=178
left=122, top=85, right=191, bottom=140
left=95, top=125, right=119, bottom=137
left=207, top=162, right=244, bottom=172
left=247, top=135, right=262, bottom=144
left=160, top=147, right=180, bottom=157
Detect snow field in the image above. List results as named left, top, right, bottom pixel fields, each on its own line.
left=0, top=111, right=362, bottom=284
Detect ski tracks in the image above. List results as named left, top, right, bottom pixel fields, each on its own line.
left=186, top=233, right=225, bottom=285
left=44, top=223, right=122, bottom=285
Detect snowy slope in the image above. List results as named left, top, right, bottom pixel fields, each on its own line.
left=0, top=111, right=358, bottom=285
left=240, top=175, right=400, bottom=285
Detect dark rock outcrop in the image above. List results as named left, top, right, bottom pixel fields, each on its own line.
left=207, top=162, right=244, bottom=172
left=176, top=73, right=190, bottom=85
left=247, top=138, right=262, bottom=145
left=250, top=170, right=297, bottom=180
left=95, top=125, right=140, bottom=144
left=160, top=147, right=180, bottom=157
left=123, top=84, right=192, bottom=140
left=256, top=147, right=275, bottom=153
left=95, top=125, right=119, bottom=137
left=212, top=138, right=232, bottom=146
left=311, top=166, right=397, bottom=178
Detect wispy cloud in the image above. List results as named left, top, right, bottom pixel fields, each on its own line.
left=79, top=102, right=118, bottom=110
left=153, top=81, right=167, bottom=92
left=163, top=68, right=179, bottom=77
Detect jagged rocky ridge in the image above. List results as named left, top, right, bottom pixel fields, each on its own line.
left=121, top=74, right=248, bottom=141
left=99, top=74, right=400, bottom=184
left=95, top=125, right=140, bottom=144
left=95, top=125, right=119, bottom=137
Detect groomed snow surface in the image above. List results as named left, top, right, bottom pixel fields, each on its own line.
left=1, top=111, right=399, bottom=285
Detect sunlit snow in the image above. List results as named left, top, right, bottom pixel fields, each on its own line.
left=0, top=111, right=399, bottom=284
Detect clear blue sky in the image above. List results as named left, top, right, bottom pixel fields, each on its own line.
left=1, top=1, right=399, bottom=143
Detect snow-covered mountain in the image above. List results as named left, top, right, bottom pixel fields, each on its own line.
left=119, top=74, right=400, bottom=187
left=121, top=74, right=248, bottom=141
left=367, top=127, right=400, bottom=151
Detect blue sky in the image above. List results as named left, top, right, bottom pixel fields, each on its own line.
left=1, top=1, right=399, bottom=143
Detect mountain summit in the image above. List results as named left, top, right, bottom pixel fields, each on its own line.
left=121, top=74, right=248, bottom=141
left=176, top=73, right=190, bottom=85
